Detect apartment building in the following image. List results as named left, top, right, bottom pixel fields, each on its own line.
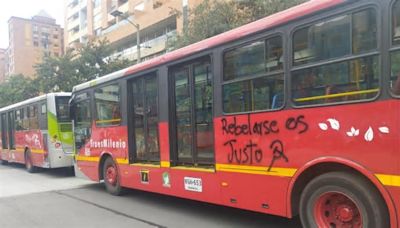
left=64, top=0, right=202, bottom=62
left=7, top=11, right=64, bottom=78
left=0, top=48, right=6, bottom=82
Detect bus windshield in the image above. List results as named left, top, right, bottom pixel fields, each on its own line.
left=56, top=97, right=71, bottom=122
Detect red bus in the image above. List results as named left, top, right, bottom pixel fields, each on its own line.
left=71, top=0, right=400, bottom=227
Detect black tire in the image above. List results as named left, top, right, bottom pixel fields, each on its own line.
left=299, top=171, right=389, bottom=228
left=103, top=157, right=124, bottom=195
left=25, top=150, right=37, bottom=173
left=0, top=157, right=8, bottom=165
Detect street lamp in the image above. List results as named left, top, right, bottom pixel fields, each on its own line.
left=110, top=10, right=141, bottom=63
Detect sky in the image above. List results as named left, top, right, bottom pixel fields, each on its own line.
left=0, top=0, right=64, bottom=49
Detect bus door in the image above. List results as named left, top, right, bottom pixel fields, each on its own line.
left=7, top=111, right=15, bottom=155
left=170, top=57, right=214, bottom=166
left=129, top=74, right=160, bottom=163
left=1, top=113, right=8, bottom=156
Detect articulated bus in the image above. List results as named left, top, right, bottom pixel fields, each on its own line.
left=0, top=93, right=74, bottom=172
left=71, top=0, right=400, bottom=227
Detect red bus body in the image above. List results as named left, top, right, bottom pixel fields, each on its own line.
left=73, top=0, right=400, bottom=226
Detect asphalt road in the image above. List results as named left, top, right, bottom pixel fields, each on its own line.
left=0, top=164, right=302, bottom=228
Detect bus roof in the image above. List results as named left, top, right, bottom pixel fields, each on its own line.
left=72, top=0, right=345, bottom=93
left=0, top=92, right=71, bottom=113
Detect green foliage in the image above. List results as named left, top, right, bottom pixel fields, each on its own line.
left=34, top=38, right=133, bottom=93
left=168, top=0, right=307, bottom=49
left=0, top=74, right=39, bottom=108
left=0, top=39, right=133, bottom=108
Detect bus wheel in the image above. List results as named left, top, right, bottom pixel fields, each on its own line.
left=25, top=150, right=37, bottom=173
left=0, top=158, right=7, bottom=165
left=103, top=157, right=124, bottom=195
left=299, top=172, right=389, bottom=228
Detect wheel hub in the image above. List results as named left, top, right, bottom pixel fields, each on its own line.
left=336, top=205, right=354, bottom=222
left=106, top=166, right=117, bottom=185
left=314, top=192, right=362, bottom=228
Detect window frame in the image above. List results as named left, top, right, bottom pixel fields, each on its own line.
left=289, top=4, right=382, bottom=108
left=221, top=33, right=286, bottom=115
left=94, top=83, right=122, bottom=128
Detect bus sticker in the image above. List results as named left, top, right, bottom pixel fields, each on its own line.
left=140, top=170, right=149, bottom=184
left=162, top=172, right=170, bottom=187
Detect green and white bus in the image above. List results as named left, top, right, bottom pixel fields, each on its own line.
left=0, top=93, right=74, bottom=172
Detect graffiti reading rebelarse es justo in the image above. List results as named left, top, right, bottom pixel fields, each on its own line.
left=221, top=114, right=308, bottom=169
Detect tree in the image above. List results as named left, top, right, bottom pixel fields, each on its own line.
left=238, top=0, right=308, bottom=21
left=34, top=39, right=133, bottom=93
left=168, top=0, right=307, bottom=49
left=0, top=74, right=39, bottom=108
left=75, top=39, right=132, bottom=81
left=34, top=50, right=77, bottom=93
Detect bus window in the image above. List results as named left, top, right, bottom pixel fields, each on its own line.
left=292, top=8, right=378, bottom=106
left=15, top=109, right=24, bottom=131
left=131, top=75, right=159, bottom=162
left=194, top=63, right=213, bottom=160
left=56, top=97, right=70, bottom=122
left=74, top=93, right=92, bottom=149
left=391, top=1, right=400, bottom=95
left=28, top=105, right=39, bottom=130
left=293, top=8, right=376, bottom=66
left=393, top=0, right=400, bottom=45
left=292, top=57, right=379, bottom=105
left=41, top=103, right=47, bottom=115
left=94, top=84, right=121, bottom=127
left=171, top=58, right=214, bottom=165
left=352, top=9, right=377, bottom=54
left=223, top=36, right=284, bottom=113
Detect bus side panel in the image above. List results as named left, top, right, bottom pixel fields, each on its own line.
left=118, top=165, right=224, bottom=204
left=15, top=130, right=45, bottom=166
left=76, top=124, right=128, bottom=181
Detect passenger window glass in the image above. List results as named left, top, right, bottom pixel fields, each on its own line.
left=393, top=0, right=400, bottom=45
left=352, top=9, right=377, bottom=54
left=174, top=68, right=192, bottom=160
left=15, top=110, right=23, bottom=131
left=41, top=103, right=47, bottom=114
left=391, top=1, right=400, bottom=95
left=28, top=105, right=39, bottom=130
left=95, top=84, right=121, bottom=127
left=74, top=97, right=91, bottom=150
left=293, top=9, right=377, bottom=66
left=223, top=74, right=284, bottom=113
left=291, top=56, right=379, bottom=105
left=224, top=41, right=265, bottom=80
left=293, top=15, right=351, bottom=66
left=132, top=75, right=159, bottom=162
left=223, top=36, right=284, bottom=81
left=266, top=36, right=283, bottom=72
left=56, top=98, right=70, bottom=122
left=223, top=36, right=284, bottom=113
left=194, top=63, right=213, bottom=160
left=390, top=51, right=400, bottom=95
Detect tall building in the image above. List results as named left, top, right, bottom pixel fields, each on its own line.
left=6, top=11, right=64, bottom=78
left=64, top=0, right=202, bottom=62
left=0, top=48, right=6, bottom=82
